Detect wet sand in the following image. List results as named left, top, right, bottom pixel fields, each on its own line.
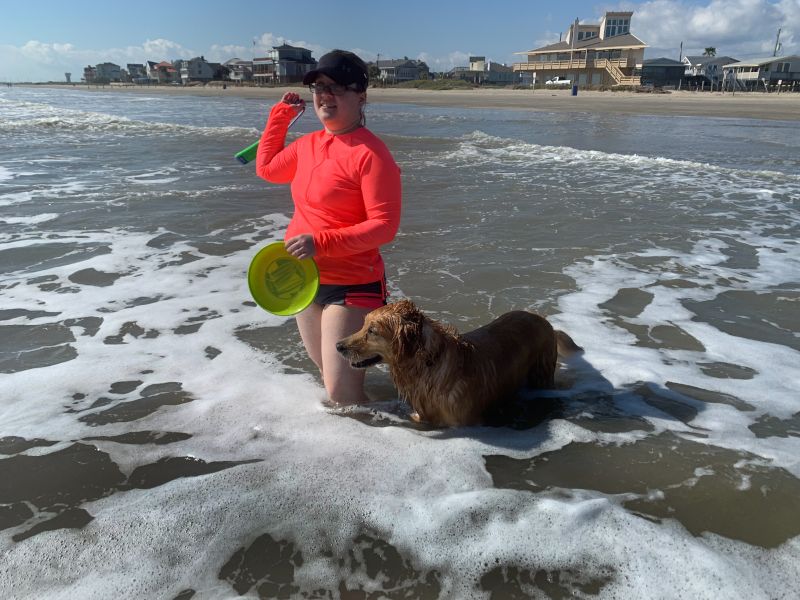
left=24, top=83, right=800, bottom=121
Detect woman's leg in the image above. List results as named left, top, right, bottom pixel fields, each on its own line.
left=295, top=303, right=324, bottom=374
left=319, top=304, right=372, bottom=405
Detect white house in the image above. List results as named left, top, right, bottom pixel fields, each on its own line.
left=450, top=56, right=514, bottom=84
left=180, top=57, right=215, bottom=83
left=682, top=55, right=738, bottom=89
left=224, top=59, right=253, bottom=83
left=722, top=55, right=800, bottom=90
left=376, top=59, right=428, bottom=83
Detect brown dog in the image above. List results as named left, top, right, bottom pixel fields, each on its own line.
left=336, top=299, right=581, bottom=427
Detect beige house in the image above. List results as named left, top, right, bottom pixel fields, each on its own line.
left=513, top=11, right=646, bottom=86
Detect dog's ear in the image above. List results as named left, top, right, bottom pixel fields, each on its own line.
left=391, top=302, right=425, bottom=361
left=392, top=299, right=418, bottom=315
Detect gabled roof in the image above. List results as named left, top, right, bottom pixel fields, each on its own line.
left=726, top=55, right=800, bottom=68
left=521, top=32, right=647, bottom=55
left=684, top=55, right=738, bottom=67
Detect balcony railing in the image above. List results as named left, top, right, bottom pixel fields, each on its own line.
left=512, top=57, right=639, bottom=85
left=512, top=57, right=632, bottom=72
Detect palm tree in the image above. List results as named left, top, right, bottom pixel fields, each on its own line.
left=703, top=47, right=717, bottom=57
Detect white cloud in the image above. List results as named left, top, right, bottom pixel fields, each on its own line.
left=416, top=50, right=472, bottom=71
left=629, top=0, right=797, bottom=59
left=0, top=38, right=197, bottom=82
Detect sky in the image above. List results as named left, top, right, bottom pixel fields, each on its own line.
left=2, top=0, right=798, bottom=82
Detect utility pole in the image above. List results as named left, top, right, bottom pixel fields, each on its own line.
left=773, top=28, right=782, bottom=56
left=679, top=41, right=683, bottom=61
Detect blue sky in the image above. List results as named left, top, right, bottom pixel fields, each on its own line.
left=2, top=0, right=798, bottom=81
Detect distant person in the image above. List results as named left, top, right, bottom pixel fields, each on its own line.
left=256, top=50, right=402, bottom=405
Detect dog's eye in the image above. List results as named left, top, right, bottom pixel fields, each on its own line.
left=367, top=326, right=377, bottom=336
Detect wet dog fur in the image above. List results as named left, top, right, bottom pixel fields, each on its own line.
left=336, top=299, right=581, bottom=427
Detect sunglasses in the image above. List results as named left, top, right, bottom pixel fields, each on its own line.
left=308, top=82, right=359, bottom=96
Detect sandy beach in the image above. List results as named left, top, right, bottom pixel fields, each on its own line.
left=28, top=83, right=800, bottom=121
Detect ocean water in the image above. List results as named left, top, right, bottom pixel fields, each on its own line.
left=1, top=86, right=799, bottom=599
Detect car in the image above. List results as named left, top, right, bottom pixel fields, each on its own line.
left=545, top=76, right=572, bottom=87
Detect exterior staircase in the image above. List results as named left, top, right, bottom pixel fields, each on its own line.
left=597, top=59, right=640, bottom=86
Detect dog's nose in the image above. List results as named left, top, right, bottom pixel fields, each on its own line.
left=335, top=341, right=346, bottom=353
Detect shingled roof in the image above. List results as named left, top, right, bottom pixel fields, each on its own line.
left=521, top=33, right=647, bottom=55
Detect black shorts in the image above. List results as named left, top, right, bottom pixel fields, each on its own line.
left=314, top=278, right=388, bottom=310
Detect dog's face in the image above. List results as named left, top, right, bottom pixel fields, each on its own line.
left=336, top=300, right=425, bottom=369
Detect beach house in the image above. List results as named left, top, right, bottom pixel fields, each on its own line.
left=126, top=63, right=149, bottom=84
left=146, top=61, right=180, bottom=84
left=682, top=55, right=739, bottom=89
left=449, top=56, right=514, bottom=85
left=253, top=44, right=316, bottom=85
left=82, top=66, right=96, bottom=84
left=513, top=11, right=646, bottom=87
left=722, top=55, right=800, bottom=91
left=224, top=59, right=253, bottom=83
left=376, top=59, right=429, bottom=83
left=641, top=57, right=685, bottom=88
left=94, top=62, right=123, bottom=83
left=178, top=57, right=215, bottom=84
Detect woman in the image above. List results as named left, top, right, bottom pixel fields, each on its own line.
left=256, top=50, right=402, bottom=405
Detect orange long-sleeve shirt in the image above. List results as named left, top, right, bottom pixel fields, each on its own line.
left=256, top=102, right=402, bottom=285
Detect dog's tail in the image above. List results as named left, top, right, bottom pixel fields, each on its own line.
left=555, top=330, right=582, bottom=358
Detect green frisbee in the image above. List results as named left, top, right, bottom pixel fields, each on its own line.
left=248, top=242, right=319, bottom=316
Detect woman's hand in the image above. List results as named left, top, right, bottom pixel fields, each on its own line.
left=285, top=234, right=316, bottom=260
left=281, top=92, right=306, bottom=114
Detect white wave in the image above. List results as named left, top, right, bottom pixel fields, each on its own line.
left=0, top=97, right=257, bottom=138
left=0, top=213, right=59, bottom=225
left=0, top=190, right=33, bottom=206
left=125, top=169, right=181, bottom=185
left=441, top=130, right=800, bottom=182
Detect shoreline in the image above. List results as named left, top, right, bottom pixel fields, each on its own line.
left=16, top=83, right=800, bottom=121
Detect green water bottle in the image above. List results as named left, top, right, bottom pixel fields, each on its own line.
left=235, top=105, right=305, bottom=165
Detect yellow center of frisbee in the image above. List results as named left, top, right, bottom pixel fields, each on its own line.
left=264, top=257, right=306, bottom=300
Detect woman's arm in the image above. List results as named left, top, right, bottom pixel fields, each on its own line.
left=255, top=101, right=301, bottom=183
left=313, top=150, right=402, bottom=257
